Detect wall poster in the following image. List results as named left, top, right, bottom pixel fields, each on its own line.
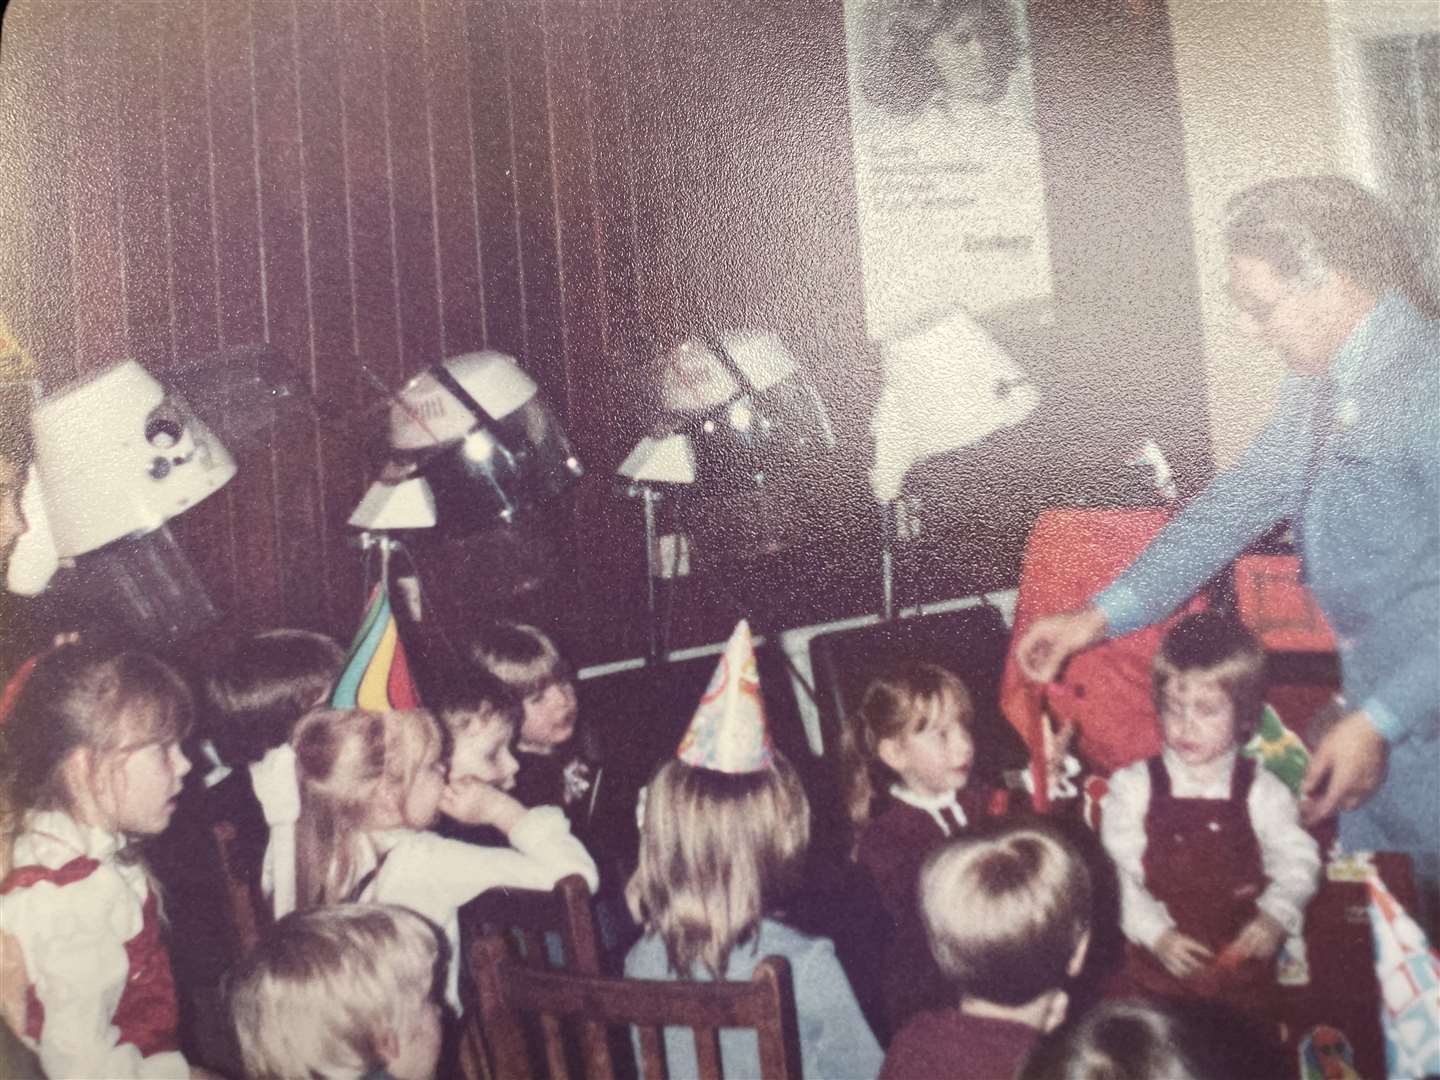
left=845, top=0, right=1053, bottom=502
left=845, top=0, right=1055, bottom=340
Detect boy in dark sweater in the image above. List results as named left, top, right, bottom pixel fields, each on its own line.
left=152, top=628, right=344, bottom=1071
left=469, top=623, right=596, bottom=823
left=882, top=822, right=1092, bottom=1080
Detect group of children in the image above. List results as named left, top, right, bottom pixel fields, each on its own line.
left=835, top=609, right=1319, bottom=1078
left=0, top=603, right=1324, bottom=1079
left=0, top=620, right=598, bottom=1079
left=623, top=609, right=1303, bottom=1079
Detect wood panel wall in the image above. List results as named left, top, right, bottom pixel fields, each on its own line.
left=0, top=0, right=871, bottom=661
left=0, top=0, right=1205, bottom=664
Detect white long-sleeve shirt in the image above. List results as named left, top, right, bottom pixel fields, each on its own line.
left=357, top=807, right=599, bottom=1013
left=0, top=811, right=188, bottom=1079
left=1100, top=748, right=1320, bottom=950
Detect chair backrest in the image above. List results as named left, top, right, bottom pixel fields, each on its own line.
left=461, top=872, right=601, bottom=974
left=211, top=820, right=267, bottom=954
left=456, top=875, right=604, bottom=1080
left=470, top=933, right=801, bottom=1080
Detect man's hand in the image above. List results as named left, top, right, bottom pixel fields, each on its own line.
left=1299, top=709, right=1388, bottom=827
left=1015, top=606, right=1108, bottom=683
left=1153, top=929, right=1215, bottom=980
left=1217, top=912, right=1286, bottom=968
left=440, top=777, right=526, bottom=834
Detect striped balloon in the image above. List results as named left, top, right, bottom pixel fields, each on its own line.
left=331, top=580, right=420, bottom=711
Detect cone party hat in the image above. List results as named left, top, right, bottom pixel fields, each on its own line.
left=675, top=620, right=773, bottom=773
left=331, top=569, right=420, bottom=711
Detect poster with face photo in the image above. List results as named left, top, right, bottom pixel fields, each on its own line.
left=846, top=0, right=1054, bottom=343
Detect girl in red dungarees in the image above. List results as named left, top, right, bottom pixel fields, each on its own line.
left=0, top=644, right=203, bottom=1079
left=1100, top=612, right=1320, bottom=1010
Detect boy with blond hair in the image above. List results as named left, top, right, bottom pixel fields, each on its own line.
left=227, top=903, right=444, bottom=1080
left=881, top=822, right=1092, bottom=1080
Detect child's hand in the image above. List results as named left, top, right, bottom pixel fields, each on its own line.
left=1218, top=912, right=1286, bottom=967
left=1153, top=929, right=1215, bottom=979
left=440, top=777, right=526, bottom=833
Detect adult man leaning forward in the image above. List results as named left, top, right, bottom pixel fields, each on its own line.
left=1017, top=176, right=1439, bottom=910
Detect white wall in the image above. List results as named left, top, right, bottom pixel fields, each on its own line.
left=1169, top=1, right=1344, bottom=468
left=1171, top=0, right=1439, bottom=469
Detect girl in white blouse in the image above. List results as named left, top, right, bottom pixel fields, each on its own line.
left=1, top=645, right=209, bottom=1079
left=275, top=706, right=597, bottom=1014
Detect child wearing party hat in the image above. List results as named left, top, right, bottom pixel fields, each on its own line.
left=624, top=621, right=884, bottom=1080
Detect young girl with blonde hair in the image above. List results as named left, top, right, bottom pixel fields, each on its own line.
left=277, top=706, right=598, bottom=1013
left=624, top=621, right=883, bottom=1079
left=0, top=643, right=211, bottom=1078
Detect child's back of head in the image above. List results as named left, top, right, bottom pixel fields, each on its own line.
left=627, top=753, right=811, bottom=979
left=1019, top=998, right=1282, bottom=1080
left=467, top=621, right=570, bottom=695
left=227, top=902, right=443, bottom=1080
left=920, top=821, right=1091, bottom=1009
left=205, top=629, right=345, bottom=767
left=289, top=707, right=443, bottom=908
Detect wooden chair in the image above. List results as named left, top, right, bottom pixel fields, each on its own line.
left=210, top=820, right=267, bottom=954
left=456, top=874, right=603, bottom=1080
left=469, top=932, right=802, bottom=1080
left=461, top=872, right=602, bottom=975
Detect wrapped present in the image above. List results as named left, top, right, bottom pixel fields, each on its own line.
left=1243, top=703, right=1310, bottom=796
left=1367, top=871, right=1440, bottom=1079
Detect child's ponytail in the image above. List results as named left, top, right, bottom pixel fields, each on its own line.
left=291, top=709, right=388, bottom=908
left=840, top=705, right=882, bottom=835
